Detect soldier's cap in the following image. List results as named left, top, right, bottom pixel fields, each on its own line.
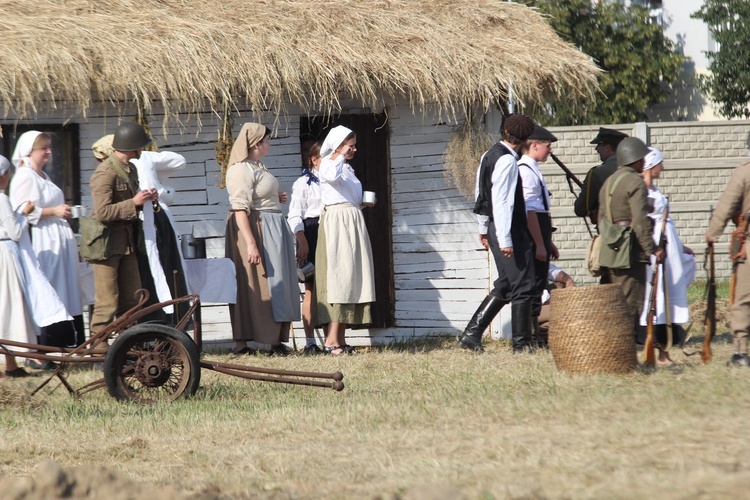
left=527, top=125, right=557, bottom=142
left=589, top=127, right=628, bottom=145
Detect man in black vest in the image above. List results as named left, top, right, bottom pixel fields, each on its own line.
left=457, top=114, right=537, bottom=353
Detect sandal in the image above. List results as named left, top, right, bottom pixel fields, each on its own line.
left=323, top=345, right=345, bottom=356
left=342, top=344, right=356, bottom=355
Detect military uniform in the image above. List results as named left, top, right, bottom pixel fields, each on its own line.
left=575, top=154, right=619, bottom=223
left=598, top=165, right=656, bottom=327
left=89, top=154, right=143, bottom=334
left=707, top=159, right=750, bottom=359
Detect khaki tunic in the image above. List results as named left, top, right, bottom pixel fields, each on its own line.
left=89, top=155, right=142, bottom=333
left=599, top=166, right=656, bottom=326
left=707, top=160, right=750, bottom=352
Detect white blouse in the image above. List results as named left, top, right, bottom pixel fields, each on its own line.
left=287, top=172, right=323, bottom=234
left=318, top=155, right=363, bottom=206
left=0, top=193, right=27, bottom=241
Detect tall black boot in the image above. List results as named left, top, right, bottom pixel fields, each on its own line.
left=531, top=315, right=547, bottom=349
left=511, top=301, right=533, bottom=353
left=457, top=295, right=506, bottom=353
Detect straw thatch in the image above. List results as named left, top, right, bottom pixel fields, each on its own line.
left=0, top=0, right=599, bottom=121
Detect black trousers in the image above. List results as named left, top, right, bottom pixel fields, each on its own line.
left=531, top=213, right=553, bottom=320
left=487, top=222, right=536, bottom=304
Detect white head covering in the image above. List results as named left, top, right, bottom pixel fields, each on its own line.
left=0, top=155, right=10, bottom=176
left=11, top=130, right=43, bottom=168
left=92, top=134, right=115, bottom=161
left=320, top=125, right=354, bottom=158
left=643, top=147, right=664, bottom=171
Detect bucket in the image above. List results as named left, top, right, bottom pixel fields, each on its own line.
left=548, top=284, right=637, bottom=375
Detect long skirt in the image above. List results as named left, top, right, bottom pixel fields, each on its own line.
left=314, top=203, right=374, bottom=326
left=225, top=210, right=299, bottom=344
left=0, top=241, right=37, bottom=352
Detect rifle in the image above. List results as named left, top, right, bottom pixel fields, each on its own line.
left=644, top=258, right=660, bottom=367
left=729, top=211, right=750, bottom=305
left=549, top=153, right=593, bottom=237
left=550, top=153, right=584, bottom=194
left=644, top=211, right=668, bottom=367
left=701, top=242, right=716, bottom=364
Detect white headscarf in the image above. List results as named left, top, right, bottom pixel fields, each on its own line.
left=643, top=147, right=664, bottom=171
left=11, top=130, right=43, bottom=168
left=320, top=125, right=354, bottom=158
left=0, top=154, right=10, bottom=175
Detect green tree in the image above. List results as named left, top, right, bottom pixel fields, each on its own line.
left=692, top=0, right=750, bottom=119
left=519, top=0, right=686, bottom=126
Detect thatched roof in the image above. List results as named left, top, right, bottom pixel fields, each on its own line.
left=0, top=0, right=600, bottom=121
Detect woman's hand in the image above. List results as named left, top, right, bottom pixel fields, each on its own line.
left=246, top=241, right=262, bottom=266
left=22, top=201, right=35, bottom=216
left=295, top=233, right=309, bottom=264
left=279, top=191, right=288, bottom=204
left=54, top=204, right=71, bottom=219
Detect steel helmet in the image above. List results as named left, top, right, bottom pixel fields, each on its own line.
left=616, top=137, right=650, bottom=166
left=111, top=122, right=152, bottom=151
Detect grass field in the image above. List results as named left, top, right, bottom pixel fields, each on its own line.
left=1, top=282, right=748, bottom=499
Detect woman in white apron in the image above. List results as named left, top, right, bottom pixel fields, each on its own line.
left=10, top=131, right=81, bottom=349
left=638, top=147, right=696, bottom=365
left=314, top=126, right=376, bottom=355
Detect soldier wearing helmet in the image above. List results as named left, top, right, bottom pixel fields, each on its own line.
left=598, top=137, right=665, bottom=332
left=88, top=122, right=157, bottom=334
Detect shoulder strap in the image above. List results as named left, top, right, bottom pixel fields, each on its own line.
left=604, top=170, right=627, bottom=223
left=106, top=159, right=138, bottom=195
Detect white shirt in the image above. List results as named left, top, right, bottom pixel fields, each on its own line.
left=548, top=262, right=562, bottom=281
left=287, top=172, right=323, bottom=234
left=475, top=142, right=518, bottom=248
left=518, top=155, right=550, bottom=214
left=319, top=154, right=363, bottom=206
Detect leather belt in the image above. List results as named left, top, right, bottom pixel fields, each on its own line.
left=614, top=219, right=631, bottom=227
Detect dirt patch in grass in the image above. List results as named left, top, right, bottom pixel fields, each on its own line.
left=0, top=460, right=192, bottom=500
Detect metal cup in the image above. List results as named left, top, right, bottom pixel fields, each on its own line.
left=71, top=205, right=81, bottom=218
left=363, top=191, right=376, bottom=204
left=297, top=261, right=315, bottom=282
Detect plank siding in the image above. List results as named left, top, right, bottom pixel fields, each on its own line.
left=5, top=102, right=747, bottom=348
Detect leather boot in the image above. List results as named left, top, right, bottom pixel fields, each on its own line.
left=511, top=301, right=533, bottom=353
left=458, top=295, right=505, bottom=353
left=531, top=315, right=548, bottom=349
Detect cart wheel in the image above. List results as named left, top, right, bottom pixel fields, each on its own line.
left=103, top=324, right=200, bottom=403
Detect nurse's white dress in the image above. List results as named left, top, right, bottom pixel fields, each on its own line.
left=10, top=166, right=83, bottom=318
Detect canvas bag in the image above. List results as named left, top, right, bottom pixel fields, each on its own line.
left=598, top=171, right=632, bottom=270
left=79, top=216, right=111, bottom=261
left=79, top=160, right=139, bottom=262
left=586, top=233, right=603, bottom=277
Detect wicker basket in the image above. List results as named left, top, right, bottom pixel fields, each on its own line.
left=548, top=284, right=637, bottom=375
